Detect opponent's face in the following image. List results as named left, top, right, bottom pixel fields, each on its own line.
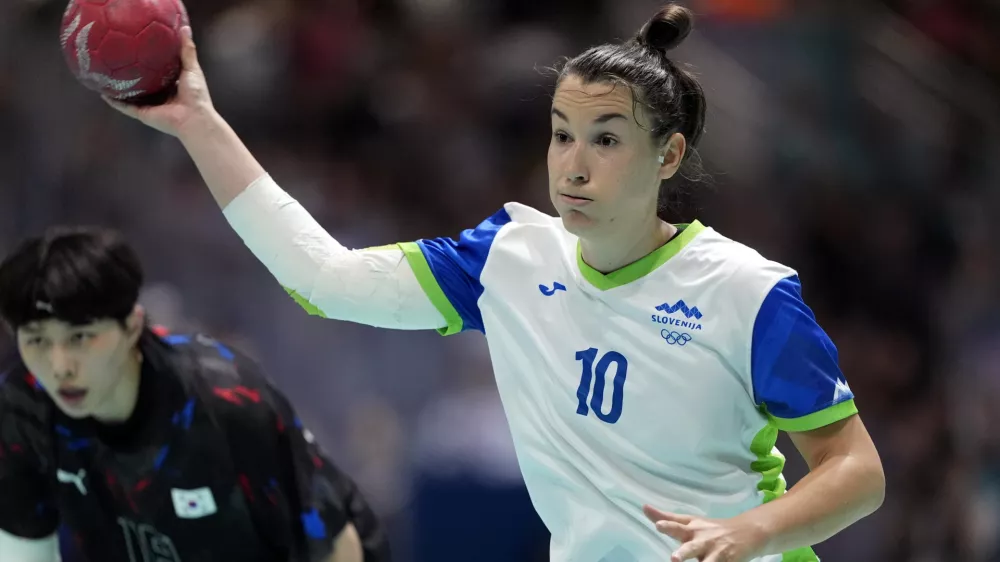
left=548, top=75, right=685, bottom=238
left=17, top=310, right=142, bottom=419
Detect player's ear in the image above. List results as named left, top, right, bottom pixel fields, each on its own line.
left=657, top=133, right=686, bottom=181
left=125, top=305, right=145, bottom=346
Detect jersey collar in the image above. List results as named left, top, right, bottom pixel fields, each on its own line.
left=577, top=220, right=706, bottom=290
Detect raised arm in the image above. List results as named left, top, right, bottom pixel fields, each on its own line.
left=104, top=28, right=445, bottom=331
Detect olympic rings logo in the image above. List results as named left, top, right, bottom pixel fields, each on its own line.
left=660, top=330, right=693, bottom=346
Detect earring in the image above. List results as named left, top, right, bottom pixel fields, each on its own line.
left=658, top=155, right=665, bottom=164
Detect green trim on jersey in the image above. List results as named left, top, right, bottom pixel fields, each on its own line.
left=750, top=415, right=821, bottom=562
left=362, top=244, right=401, bottom=251
left=576, top=220, right=706, bottom=290
left=782, top=547, right=821, bottom=561
left=284, top=287, right=328, bottom=318
left=749, top=418, right=786, bottom=504
left=399, top=242, right=464, bottom=336
left=771, top=399, right=859, bottom=433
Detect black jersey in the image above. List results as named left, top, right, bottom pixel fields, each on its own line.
left=0, top=331, right=388, bottom=562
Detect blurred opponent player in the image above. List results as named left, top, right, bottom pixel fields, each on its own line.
left=106, top=4, right=885, bottom=562
left=0, top=227, right=389, bottom=562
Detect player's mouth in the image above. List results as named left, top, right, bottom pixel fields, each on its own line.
left=57, top=387, right=88, bottom=407
left=559, top=193, right=593, bottom=206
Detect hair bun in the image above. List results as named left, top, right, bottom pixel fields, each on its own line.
left=637, top=4, right=694, bottom=54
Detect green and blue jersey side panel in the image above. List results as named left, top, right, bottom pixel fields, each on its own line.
left=399, top=208, right=512, bottom=336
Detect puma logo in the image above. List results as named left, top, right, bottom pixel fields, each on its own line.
left=57, top=468, right=87, bottom=495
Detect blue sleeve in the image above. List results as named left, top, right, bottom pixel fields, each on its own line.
left=402, top=208, right=511, bottom=335
left=750, top=276, right=858, bottom=432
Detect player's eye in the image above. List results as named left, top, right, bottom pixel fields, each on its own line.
left=553, top=131, right=572, bottom=144
left=69, top=333, right=94, bottom=344
left=25, top=337, right=44, bottom=347
left=595, top=134, right=619, bottom=148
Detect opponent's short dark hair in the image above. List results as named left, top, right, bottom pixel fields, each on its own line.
left=0, top=226, right=143, bottom=330
left=558, top=4, right=708, bottom=216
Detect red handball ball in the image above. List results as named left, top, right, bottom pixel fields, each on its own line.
left=59, top=0, right=190, bottom=102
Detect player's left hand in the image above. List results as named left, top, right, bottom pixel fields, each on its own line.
left=102, top=26, right=217, bottom=138
left=643, top=505, right=767, bottom=562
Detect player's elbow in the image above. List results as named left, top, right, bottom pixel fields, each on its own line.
left=865, top=458, right=887, bottom=514
left=325, top=523, right=364, bottom=562
left=851, top=450, right=886, bottom=519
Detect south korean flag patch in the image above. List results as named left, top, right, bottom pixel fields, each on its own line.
left=171, top=487, right=218, bottom=519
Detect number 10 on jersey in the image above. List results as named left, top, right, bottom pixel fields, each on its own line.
left=575, top=348, right=628, bottom=424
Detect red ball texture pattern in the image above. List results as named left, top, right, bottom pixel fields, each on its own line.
left=60, top=0, right=189, bottom=101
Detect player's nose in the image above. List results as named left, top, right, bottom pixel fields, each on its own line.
left=49, top=346, right=77, bottom=381
left=561, top=143, right=589, bottom=184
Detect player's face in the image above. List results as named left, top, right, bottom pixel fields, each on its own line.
left=16, top=310, right=142, bottom=420
left=548, top=74, right=684, bottom=238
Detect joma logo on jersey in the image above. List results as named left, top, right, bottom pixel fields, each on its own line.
left=651, top=300, right=704, bottom=330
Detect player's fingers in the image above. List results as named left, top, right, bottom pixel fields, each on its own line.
left=102, top=95, right=141, bottom=119
left=671, top=540, right=707, bottom=562
left=654, top=520, right=692, bottom=541
left=643, top=505, right=694, bottom=525
left=179, top=26, right=200, bottom=71
left=642, top=504, right=671, bottom=523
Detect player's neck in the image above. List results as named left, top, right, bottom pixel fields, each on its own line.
left=91, top=349, right=144, bottom=424
left=580, top=214, right=676, bottom=274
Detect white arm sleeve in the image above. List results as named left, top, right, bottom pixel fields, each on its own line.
left=0, top=531, right=59, bottom=562
left=222, top=175, right=447, bottom=331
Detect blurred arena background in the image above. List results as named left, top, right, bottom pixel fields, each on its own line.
left=2, top=0, right=999, bottom=560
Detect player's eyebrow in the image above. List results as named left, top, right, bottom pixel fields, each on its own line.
left=551, top=108, right=628, bottom=124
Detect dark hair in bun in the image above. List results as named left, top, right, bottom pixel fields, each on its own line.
left=556, top=4, right=708, bottom=218
left=637, top=4, right=693, bottom=54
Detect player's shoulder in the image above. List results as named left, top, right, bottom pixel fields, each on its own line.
left=683, top=225, right=797, bottom=302
left=0, top=362, right=52, bottom=426
left=0, top=362, right=54, bottom=469
left=500, top=202, right=562, bottom=228
left=156, top=330, right=280, bottom=420
left=0, top=362, right=36, bottom=401
left=472, top=203, right=576, bottom=275
left=489, top=202, right=575, bottom=249
left=159, top=332, right=242, bottom=379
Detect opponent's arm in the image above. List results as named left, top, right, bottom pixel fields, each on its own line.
left=218, top=347, right=390, bottom=562
left=104, top=28, right=446, bottom=331
left=0, top=531, right=59, bottom=562
left=325, top=525, right=363, bottom=562
left=0, top=473, right=59, bottom=562
left=268, top=389, right=388, bottom=562
left=0, top=384, right=61, bottom=562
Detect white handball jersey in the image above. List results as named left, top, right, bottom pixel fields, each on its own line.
left=397, top=203, right=856, bottom=562
left=224, top=179, right=856, bottom=562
